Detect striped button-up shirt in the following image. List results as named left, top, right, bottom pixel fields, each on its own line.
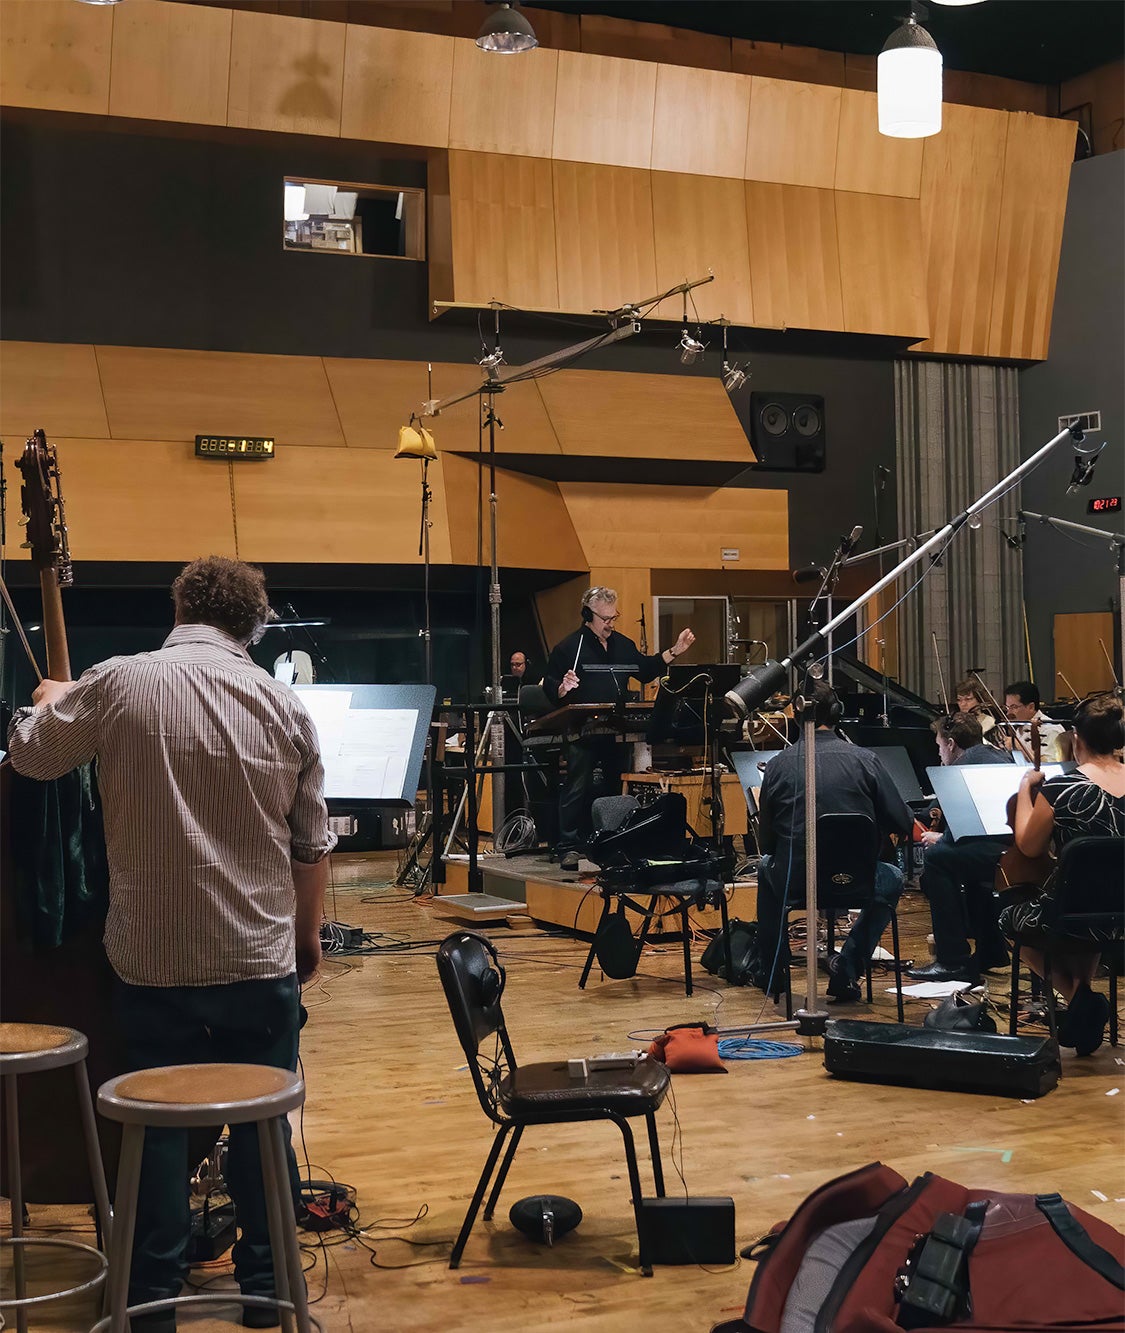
left=8, top=624, right=336, bottom=987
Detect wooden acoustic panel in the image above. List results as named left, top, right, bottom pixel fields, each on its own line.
left=744, top=77, right=841, bottom=190
left=833, top=89, right=923, bottom=198
left=552, top=162, right=658, bottom=314
left=340, top=26, right=453, bottom=148
left=745, top=182, right=844, bottom=332
left=913, top=102, right=1008, bottom=357
left=323, top=357, right=561, bottom=455
left=560, top=483, right=788, bottom=570
left=651, top=65, right=752, bottom=179
left=1054, top=611, right=1116, bottom=698
left=109, top=0, right=231, bottom=127
left=227, top=8, right=345, bottom=138
left=580, top=13, right=731, bottom=73
left=835, top=193, right=929, bottom=339
left=732, top=38, right=846, bottom=89
left=448, top=38, right=557, bottom=158
left=95, top=346, right=346, bottom=447
left=0, top=0, right=112, bottom=115
left=650, top=173, right=755, bottom=326
left=537, top=369, right=753, bottom=461
left=440, top=454, right=585, bottom=570
left=987, top=113, right=1077, bottom=360
left=552, top=50, right=657, bottom=170
left=233, top=446, right=453, bottom=565
left=44, top=438, right=238, bottom=563
left=447, top=151, right=558, bottom=309
left=0, top=342, right=110, bottom=440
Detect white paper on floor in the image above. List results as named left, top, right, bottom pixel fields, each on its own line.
left=888, top=981, right=975, bottom=998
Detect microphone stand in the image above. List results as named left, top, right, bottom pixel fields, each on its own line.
left=1019, top=509, right=1125, bottom=689
left=805, top=530, right=858, bottom=687
left=725, top=424, right=1087, bottom=1039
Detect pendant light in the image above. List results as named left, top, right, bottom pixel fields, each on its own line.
left=476, top=2, right=538, bottom=54
left=878, top=6, right=943, bottom=139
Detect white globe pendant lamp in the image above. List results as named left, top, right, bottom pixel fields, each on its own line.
left=878, top=10, right=943, bottom=139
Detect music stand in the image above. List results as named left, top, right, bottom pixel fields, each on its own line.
left=926, top=763, right=1069, bottom=841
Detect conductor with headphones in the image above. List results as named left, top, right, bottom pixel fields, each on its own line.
left=543, top=586, right=694, bottom=872
left=753, top=680, right=912, bottom=1002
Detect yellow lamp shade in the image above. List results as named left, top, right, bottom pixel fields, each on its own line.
left=396, top=424, right=437, bottom=460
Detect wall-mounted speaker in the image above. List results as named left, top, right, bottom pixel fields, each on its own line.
left=731, top=390, right=826, bottom=473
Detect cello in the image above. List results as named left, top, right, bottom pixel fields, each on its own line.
left=0, top=430, right=120, bottom=1201
left=997, top=718, right=1054, bottom=892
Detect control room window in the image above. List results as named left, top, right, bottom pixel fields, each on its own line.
left=283, top=179, right=425, bottom=259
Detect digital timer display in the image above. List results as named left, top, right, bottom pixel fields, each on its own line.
left=195, top=435, right=275, bottom=459
left=1087, top=496, right=1121, bottom=514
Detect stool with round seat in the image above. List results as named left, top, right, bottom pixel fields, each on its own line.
left=93, top=1063, right=319, bottom=1333
left=0, top=1022, right=113, bottom=1333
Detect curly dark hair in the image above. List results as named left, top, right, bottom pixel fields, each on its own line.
left=171, top=556, right=270, bottom=644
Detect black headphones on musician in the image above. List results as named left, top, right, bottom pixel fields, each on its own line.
left=580, top=585, right=615, bottom=625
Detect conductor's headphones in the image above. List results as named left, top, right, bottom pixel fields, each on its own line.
left=580, top=586, right=615, bottom=624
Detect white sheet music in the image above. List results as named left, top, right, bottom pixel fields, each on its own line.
left=297, top=691, right=418, bottom=800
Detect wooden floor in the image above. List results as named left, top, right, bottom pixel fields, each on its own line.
left=13, top=852, right=1125, bottom=1332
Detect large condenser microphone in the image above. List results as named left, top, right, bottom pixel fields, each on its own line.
left=1066, top=437, right=1106, bottom=496
left=839, top=524, right=863, bottom=556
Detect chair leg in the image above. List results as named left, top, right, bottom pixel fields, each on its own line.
left=1009, top=940, right=1022, bottom=1036
left=611, top=1116, right=652, bottom=1277
left=483, top=1124, right=523, bottom=1221
left=578, top=897, right=612, bottom=989
left=73, top=1059, right=114, bottom=1256
left=1042, top=952, right=1060, bottom=1047
left=106, top=1124, right=145, bottom=1333
left=450, top=1125, right=511, bottom=1270
left=645, top=1113, right=665, bottom=1197
left=890, top=909, right=904, bottom=1024
left=718, top=890, right=733, bottom=984
left=680, top=901, right=693, bottom=997
left=782, top=910, right=794, bottom=1020
left=1110, top=960, right=1119, bottom=1047
left=4, top=1074, right=27, bottom=1333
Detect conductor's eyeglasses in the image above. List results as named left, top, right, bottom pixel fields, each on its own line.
left=592, top=611, right=619, bottom=624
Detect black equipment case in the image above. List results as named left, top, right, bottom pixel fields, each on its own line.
left=823, top=1019, right=1060, bottom=1099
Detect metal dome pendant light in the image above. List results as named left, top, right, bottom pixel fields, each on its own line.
left=878, top=4, right=943, bottom=139
left=476, top=2, right=539, bottom=54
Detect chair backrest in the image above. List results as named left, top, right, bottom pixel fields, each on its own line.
left=592, top=794, right=640, bottom=833
left=1045, top=837, right=1125, bottom=937
left=436, top=931, right=516, bottom=1122
left=814, top=812, right=880, bottom=907
left=518, top=682, right=552, bottom=719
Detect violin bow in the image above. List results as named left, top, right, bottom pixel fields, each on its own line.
left=931, top=631, right=950, bottom=714
left=0, top=571, right=44, bottom=683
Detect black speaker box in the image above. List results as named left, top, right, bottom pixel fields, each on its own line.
left=639, top=1196, right=736, bottom=1265
left=728, top=389, right=826, bottom=473
left=823, top=1019, right=1060, bottom=1099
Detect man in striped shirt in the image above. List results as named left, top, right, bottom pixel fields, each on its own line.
left=8, top=555, right=335, bottom=1332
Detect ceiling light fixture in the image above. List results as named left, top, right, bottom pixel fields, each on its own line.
left=476, top=2, right=538, bottom=54
left=930, top=1, right=986, bottom=6
left=74, top=0, right=125, bottom=5
left=878, top=4, right=943, bottom=139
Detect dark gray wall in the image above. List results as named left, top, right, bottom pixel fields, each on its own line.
left=1019, top=152, right=1125, bottom=689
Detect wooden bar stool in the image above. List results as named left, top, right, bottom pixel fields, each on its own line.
left=92, top=1063, right=320, bottom=1333
left=0, top=1022, right=113, bottom=1333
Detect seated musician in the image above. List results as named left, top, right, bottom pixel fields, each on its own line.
left=1001, top=694, right=1125, bottom=1055
left=753, top=682, right=912, bottom=1003
left=1002, top=679, right=1066, bottom=762
left=955, top=677, right=999, bottom=741
left=542, top=585, right=693, bottom=872
left=907, top=711, right=1014, bottom=985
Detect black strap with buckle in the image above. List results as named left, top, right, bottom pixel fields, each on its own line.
left=894, top=1201, right=988, bottom=1328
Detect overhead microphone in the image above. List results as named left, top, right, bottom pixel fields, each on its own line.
left=840, top=524, right=863, bottom=556
left=1065, top=437, right=1106, bottom=496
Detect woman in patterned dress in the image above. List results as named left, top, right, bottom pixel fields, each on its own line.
left=1001, top=693, right=1125, bottom=1055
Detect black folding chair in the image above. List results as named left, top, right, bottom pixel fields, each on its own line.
left=436, top=930, right=669, bottom=1275
left=781, top=812, right=906, bottom=1022
left=578, top=794, right=731, bottom=996
left=1007, top=836, right=1124, bottom=1048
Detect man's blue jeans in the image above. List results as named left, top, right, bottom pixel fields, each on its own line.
left=757, top=855, right=904, bottom=991
left=114, top=974, right=303, bottom=1305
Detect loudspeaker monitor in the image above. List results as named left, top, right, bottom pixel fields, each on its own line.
left=727, top=389, right=826, bottom=473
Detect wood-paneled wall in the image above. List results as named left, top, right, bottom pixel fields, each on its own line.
left=0, top=340, right=782, bottom=573
left=0, top=2, right=1077, bottom=356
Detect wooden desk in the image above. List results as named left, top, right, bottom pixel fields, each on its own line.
left=623, top=771, right=749, bottom=838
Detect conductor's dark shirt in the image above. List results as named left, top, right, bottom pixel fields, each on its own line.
left=543, top=627, right=665, bottom=706
left=758, top=730, right=912, bottom=872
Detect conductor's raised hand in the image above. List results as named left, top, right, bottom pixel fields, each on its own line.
left=674, top=627, right=695, bottom=657
left=559, top=669, right=580, bottom=696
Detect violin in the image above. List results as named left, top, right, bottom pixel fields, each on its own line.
left=997, top=718, right=1054, bottom=892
